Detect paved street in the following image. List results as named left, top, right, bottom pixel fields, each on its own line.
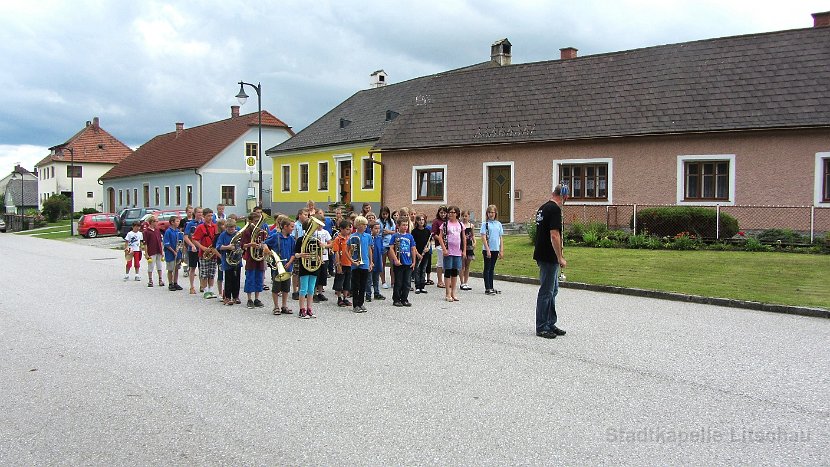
left=1, top=233, right=828, bottom=465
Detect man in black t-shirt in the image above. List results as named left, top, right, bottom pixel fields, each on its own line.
left=533, top=185, right=568, bottom=339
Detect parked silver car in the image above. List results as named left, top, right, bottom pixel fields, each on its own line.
left=0, top=217, right=6, bottom=233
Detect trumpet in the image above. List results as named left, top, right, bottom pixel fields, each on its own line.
left=266, top=249, right=292, bottom=281
left=300, top=216, right=325, bottom=272
left=348, top=235, right=363, bottom=266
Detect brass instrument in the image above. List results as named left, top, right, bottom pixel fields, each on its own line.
left=203, top=246, right=218, bottom=260
left=348, top=235, right=363, bottom=266
left=226, top=222, right=250, bottom=267
left=175, top=237, right=184, bottom=258
left=300, top=216, right=325, bottom=272
left=249, top=214, right=267, bottom=262
left=266, top=250, right=292, bottom=281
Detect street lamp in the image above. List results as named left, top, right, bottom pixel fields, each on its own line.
left=63, top=147, right=75, bottom=236
left=235, top=80, right=263, bottom=207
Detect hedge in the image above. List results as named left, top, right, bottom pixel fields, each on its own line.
left=630, top=206, right=739, bottom=239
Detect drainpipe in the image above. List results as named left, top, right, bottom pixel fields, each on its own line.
left=195, top=169, right=203, bottom=207
left=368, top=150, right=385, bottom=208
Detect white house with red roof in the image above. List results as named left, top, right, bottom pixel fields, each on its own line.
left=36, top=117, right=133, bottom=212
left=100, top=106, right=293, bottom=217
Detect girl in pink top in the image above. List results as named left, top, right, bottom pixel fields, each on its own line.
left=438, top=205, right=466, bottom=302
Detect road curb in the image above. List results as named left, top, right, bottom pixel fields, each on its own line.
left=470, top=272, right=830, bottom=319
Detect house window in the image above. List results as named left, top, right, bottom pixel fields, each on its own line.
left=246, top=143, right=258, bottom=160
left=221, top=186, right=236, bottom=206
left=414, top=166, right=445, bottom=202
left=176, top=186, right=181, bottom=206
left=559, top=163, right=608, bottom=200
left=154, top=186, right=160, bottom=205
left=164, top=186, right=170, bottom=206
left=87, top=192, right=93, bottom=198
left=51, top=167, right=55, bottom=178
left=299, top=163, right=309, bottom=192
left=318, top=161, right=329, bottom=191
left=824, top=158, right=830, bottom=202
left=282, top=165, right=291, bottom=192
left=118, top=190, right=123, bottom=206
left=684, top=161, right=729, bottom=200
left=67, top=165, right=82, bottom=178
left=186, top=185, right=193, bottom=206
left=126, top=190, right=131, bottom=206
left=363, top=158, right=374, bottom=189
left=676, top=155, right=735, bottom=205
left=133, top=189, right=138, bottom=207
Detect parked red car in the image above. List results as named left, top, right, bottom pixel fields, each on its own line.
left=156, top=209, right=188, bottom=232
left=77, top=213, right=120, bottom=238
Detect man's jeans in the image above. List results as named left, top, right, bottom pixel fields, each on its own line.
left=535, top=260, right=560, bottom=333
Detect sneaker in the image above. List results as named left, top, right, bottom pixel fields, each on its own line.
left=460, top=284, right=471, bottom=291
left=337, top=297, right=346, bottom=307
left=342, top=299, right=352, bottom=307
left=374, top=293, right=386, bottom=300
left=352, top=306, right=361, bottom=313
left=168, top=285, right=175, bottom=291
left=359, top=305, right=368, bottom=313
left=485, top=289, right=494, bottom=295
left=414, top=289, right=421, bottom=294
left=134, top=276, right=141, bottom=281
left=403, top=301, right=412, bottom=307
left=292, top=292, right=299, bottom=300
left=299, top=309, right=307, bottom=318
left=420, top=289, right=427, bottom=294
left=203, top=292, right=211, bottom=299
left=174, top=284, right=184, bottom=291
left=365, top=295, right=372, bottom=302
left=307, top=309, right=317, bottom=318
left=393, top=301, right=403, bottom=307
left=123, top=274, right=129, bottom=281
left=318, top=294, right=328, bottom=302
left=254, top=299, right=265, bottom=308
left=246, top=299, right=254, bottom=309
left=313, top=295, right=321, bottom=303
left=263, top=285, right=270, bottom=291
left=382, top=283, right=389, bottom=289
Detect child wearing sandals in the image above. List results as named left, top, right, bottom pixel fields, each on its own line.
left=480, top=204, right=505, bottom=295
left=294, top=219, right=318, bottom=319
left=437, top=205, right=466, bottom=302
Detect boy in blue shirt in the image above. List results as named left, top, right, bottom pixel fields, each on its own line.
left=349, top=216, right=373, bottom=313
left=216, top=215, right=241, bottom=305
left=366, top=222, right=386, bottom=302
left=163, top=216, right=184, bottom=291
left=388, top=218, right=418, bottom=307
left=265, top=215, right=296, bottom=315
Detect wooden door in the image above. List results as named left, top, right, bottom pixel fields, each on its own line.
left=339, top=160, right=351, bottom=204
left=487, top=166, right=511, bottom=223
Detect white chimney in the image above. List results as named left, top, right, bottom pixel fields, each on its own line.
left=370, top=70, right=388, bottom=88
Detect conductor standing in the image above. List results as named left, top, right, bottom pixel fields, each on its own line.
left=533, top=184, right=568, bottom=339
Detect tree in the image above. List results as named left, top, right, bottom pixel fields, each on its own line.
left=42, top=194, right=71, bottom=223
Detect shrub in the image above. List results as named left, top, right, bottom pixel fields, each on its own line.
left=744, top=237, right=773, bottom=252
left=585, top=222, right=608, bottom=236
left=32, top=214, right=47, bottom=228
left=757, top=228, right=807, bottom=244
left=41, top=194, right=71, bottom=223
left=607, top=229, right=629, bottom=243
left=627, top=234, right=649, bottom=249
left=526, top=216, right=538, bottom=244
left=566, top=222, right=585, bottom=241
left=645, top=236, right=664, bottom=250
left=631, top=207, right=739, bottom=239
left=597, top=237, right=616, bottom=248
left=668, top=232, right=700, bottom=250
left=582, top=231, right=599, bottom=247
left=706, top=242, right=733, bottom=251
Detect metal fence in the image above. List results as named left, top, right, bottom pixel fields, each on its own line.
left=562, top=204, right=830, bottom=242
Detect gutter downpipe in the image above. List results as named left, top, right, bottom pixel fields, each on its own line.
left=368, top=149, right=385, bottom=208
left=195, top=168, right=203, bottom=207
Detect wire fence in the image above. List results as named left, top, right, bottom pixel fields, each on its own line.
left=562, top=204, right=830, bottom=243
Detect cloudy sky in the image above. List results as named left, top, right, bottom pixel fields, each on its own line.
left=1, top=0, right=826, bottom=172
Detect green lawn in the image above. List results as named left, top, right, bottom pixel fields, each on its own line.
left=470, top=236, right=830, bottom=309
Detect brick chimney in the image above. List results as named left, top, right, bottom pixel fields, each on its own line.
left=560, top=47, right=578, bottom=60
left=92, top=116, right=99, bottom=128
left=231, top=105, right=240, bottom=117
left=175, top=122, right=184, bottom=136
left=491, top=38, right=512, bottom=66
left=813, top=11, right=830, bottom=27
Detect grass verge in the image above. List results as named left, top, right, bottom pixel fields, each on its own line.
left=470, top=236, right=829, bottom=309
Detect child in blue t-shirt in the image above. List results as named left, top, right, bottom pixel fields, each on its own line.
left=163, top=216, right=184, bottom=291
left=264, top=215, right=297, bottom=315
left=480, top=204, right=505, bottom=295
left=216, top=216, right=241, bottom=305
left=349, top=216, right=373, bottom=313
left=388, top=218, right=417, bottom=307
left=366, top=222, right=387, bottom=302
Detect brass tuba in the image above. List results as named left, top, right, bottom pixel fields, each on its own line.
left=266, top=250, right=292, bottom=281
left=348, top=234, right=363, bottom=266
left=300, top=216, right=325, bottom=272
left=248, top=213, right=268, bottom=262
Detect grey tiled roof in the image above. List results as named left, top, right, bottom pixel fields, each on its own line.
left=375, top=26, right=830, bottom=150
left=5, top=179, right=38, bottom=207
left=268, top=62, right=499, bottom=154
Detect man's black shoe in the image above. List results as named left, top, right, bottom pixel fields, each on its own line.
left=551, top=326, right=567, bottom=336
left=536, top=331, right=557, bottom=339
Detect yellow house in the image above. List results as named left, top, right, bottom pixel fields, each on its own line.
left=266, top=69, right=435, bottom=214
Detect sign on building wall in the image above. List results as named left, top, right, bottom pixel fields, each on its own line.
left=245, top=155, right=257, bottom=174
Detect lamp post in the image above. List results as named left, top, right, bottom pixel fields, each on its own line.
left=235, top=81, right=263, bottom=207
left=63, top=147, right=75, bottom=236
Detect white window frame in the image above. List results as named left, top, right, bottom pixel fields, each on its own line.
left=411, top=164, right=447, bottom=205
left=318, top=161, right=329, bottom=192
left=154, top=186, right=160, bottom=206
left=360, top=156, right=375, bottom=191
left=133, top=188, right=138, bottom=207
left=118, top=189, right=123, bottom=206
left=552, top=158, right=613, bottom=205
left=676, top=154, right=736, bottom=206
left=185, top=185, right=192, bottom=206
left=481, top=161, right=515, bottom=223
left=164, top=186, right=170, bottom=206
left=176, top=185, right=181, bottom=206
left=814, top=152, right=830, bottom=207
left=281, top=164, right=291, bottom=192
left=298, top=163, right=309, bottom=192
left=220, top=184, right=236, bottom=207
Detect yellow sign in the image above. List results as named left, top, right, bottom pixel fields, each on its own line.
left=245, top=156, right=256, bottom=173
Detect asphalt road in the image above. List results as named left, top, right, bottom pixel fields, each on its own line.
left=1, top=233, right=828, bottom=465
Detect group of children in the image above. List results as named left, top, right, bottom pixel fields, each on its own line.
left=123, top=201, right=506, bottom=317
